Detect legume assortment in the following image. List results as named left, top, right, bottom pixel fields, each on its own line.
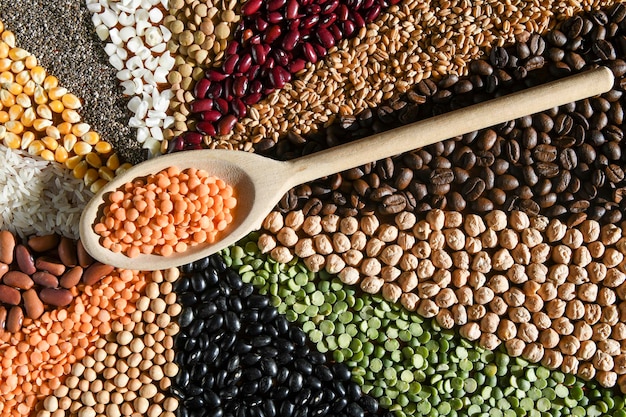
left=2, top=1, right=626, bottom=417
left=95, top=166, right=237, bottom=257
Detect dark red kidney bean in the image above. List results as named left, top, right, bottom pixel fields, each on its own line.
left=316, top=28, right=335, bottom=48
left=340, top=19, right=356, bottom=36
left=196, top=122, right=216, bottom=137
left=233, top=76, right=249, bottom=97
left=3, top=271, right=34, bottom=290
left=249, top=80, right=263, bottom=94
left=302, top=15, right=320, bottom=30
left=289, top=59, right=306, bottom=73
left=252, top=44, right=267, bottom=65
left=269, top=66, right=290, bottom=89
left=207, top=82, right=223, bottom=98
left=83, top=263, right=114, bottom=286
left=206, top=69, right=228, bottom=82
left=28, top=234, right=59, bottom=252
left=303, top=43, right=318, bottom=63
left=225, top=40, right=239, bottom=56
left=0, top=285, right=21, bottom=305
left=15, top=245, right=36, bottom=275
left=353, top=11, right=366, bottom=27
left=215, top=98, right=229, bottom=114
left=201, top=110, right=222, bottom=122
left=328, top=23, right=342, bottom=39
left=264, top=56, right=276, bottom=70
left=0, top=231, right=15, bottom=265
left=241, top=0, right=262, bottom=15
left=232, top=98, right=247, bottom=118
left=286, top=0, right=299, bottom=19
left=6, top=307, right=23, bottom=332
left=282, top=30, right=300, bottom=51
left=243, top=93, right=262, bottom=105
left=237, top=53, right=253, bottom=74
left=313, top=43, right=327, bottom=58
left=60, top=266, right=83, bottom=289
left=267, top=11, right=283, bottom=24
left=337, top=4, right=349, bottom=20
left=58, top=237, right=77, bottom=267
left=223, top=77, right=233, bottom=101
left=273, top=49, right=289, bottom=67
left=32, top=271, right=59, bottom=288
left=77, top=240, right=94, bottom=268
left=185, top=130, right=205, bottom=143
left=267, top=0, right=285, bottom=11
left=289, top=18, right=301, bottom=31
left=39, top=288, right=73, bottom=307
left=254, top=17, right=268, bottom=32
left=264, top=25, right=282, bottom=44
left=365, top=4, right=381, bottom=21
left=190, top=99, right=214, bottom=113
left=320, top=14, right=337, bottom=29
left=183, top=132, right=203, bottom=145
left=193, top=78, right=211, bottom=99
left=218, top=115, right=238, bottom=135
left=322, top=0, right=339, bottom=14
left=306, top=3, right=321, bottom=13
left=23, top=289, right=44, bottom=320
left=222, top=54, right=239, bottom=74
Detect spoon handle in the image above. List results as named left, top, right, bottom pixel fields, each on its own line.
left=288, top=66, right=614, bottom=184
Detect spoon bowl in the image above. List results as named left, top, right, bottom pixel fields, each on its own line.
left=80, top=67, right=615, bottom=270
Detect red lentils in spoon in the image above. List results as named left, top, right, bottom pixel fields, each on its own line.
left=94, top=166, right=237, bottom=258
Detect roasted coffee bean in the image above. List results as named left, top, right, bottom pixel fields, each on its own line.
left=461, top=177, right=486, bottom=201
left=495, top=175, right=519, bottom=191
left=533, top=144, right=557, bottom=162
left=535, top=162, right=560, bottom=178
left=380, top=194, right=406, bottom=214
left=430, top=168, right=454, bottom=185
left=553, top=170, right=571, bottom=193
left=606, top=164, right=625, bottom=182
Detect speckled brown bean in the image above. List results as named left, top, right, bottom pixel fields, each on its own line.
left=6, top=306, right=23, bottom=332
left=0, top=263, right=7, bottom=280
left=0, top=307, right=6, bottom=329
left=0, top=285, right=21, bottom=305
left=2, top=271, right=34, bottom=290
left=35, top=257, right=66, bottom=276
left=15, top=245, right=36, bottom=275
left=23, top=289, right=44, bottom=320
left=60, top=266, right=84, bottom=289
left=77, top=240, right=94, bottom=268
left=58, top=237, right=78, bottom=267
left=32, top=271, right=59, bottom=288
left=39, top=288, right=73, bottom=307
left=27, top=234, right=59, bottom=252
left=0, top=231, right=15, bottom=264
left=82, top=263, right=115, bottom=286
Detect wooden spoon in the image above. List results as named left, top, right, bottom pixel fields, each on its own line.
left=80, top=67, right=614, bottom=270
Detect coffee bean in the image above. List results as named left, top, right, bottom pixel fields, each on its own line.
left=495, top=174, right=519, bottom=191
left=535, top=162, right=560, bottom=178
left=533, top=144, right=557, bottom=162
left=380, top=194, right=406, bottom=214
left=462, top=177, right=486, bottom=201
left=430, top=168, right=454, bottom=185
left=606, top=164, right=625, bottom=182
left=553, top=170, right=571, bottom=193
left=559, top=148, right=578, bottom=170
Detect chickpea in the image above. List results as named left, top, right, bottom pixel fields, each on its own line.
left=432, top=249, right=452, bottom=269
left=613, top=323, right=626, bottom=341
left=416, top=259, right=435, bottom=279
left=552, top=244, right=572, bottom=264
left=433, top=269, right=452, bottom=288
left=577, top=340, right=597, bottom=361
left=498, top=229, right=518, bottom=250
left=416, top=299, right=439, bottom=318
left=435, top=288, right=457, bottom=308
left=489, top=296, right=508, bottom=315
left=464, top=214, right=486, bottom=237
left=592, top=322, right=611, bottom=341
left=360, top=215, right=379, bottom=236
left=601, top=305, right=619, bottom=326
left=586, top=304, right=602, bottom=326
left=601, top=223, right=622, bottom=245
left=506, top=264, right=528, bottom=284
left=338, top=266, right=360, bottom=285
left=509, top=210, right=530, bottom=231
left=350, top=231, right=367, bottom=250
left=530, top=215, right=549, bottom=231
left=382, top=283, right=402, bottom=303
left=530, top=243, right=551, bottom=263
left=325, top=254, right=345, bottom=274
left=465, top=237, right=482, bottom=254
left=459, top=322, right=481, bottom=341
left=360, top=258, right=381, bottom=276
left=429, top=230, right=446, bottom=250
left=580, top=219, right=601, bottom=242
left=596, top=371, right=617, bottom=388
left=339, top=217, right=358, bottom=235
left=304, top=254, right=325, bottom=272
left=561, top=355, right=579, bottom=375
left=505, top=338, right=525, bottom=357
left=360, top=276, right=384, bottom=294
left=509, top=306, right=531, bottom=323
left=588, top=241, right=605, bottom=258
left=379, top=244, right=403, bottom=266
left=258, top=234, right=277, bottom=254
left=615, top=354, right=626, bottom=374
left=578, top=282, right=598, bottom=302
left=524, top=294, right=543, bottom=313
left=411, top=241, right=431, bottom=259
left=468, top=271, right=486, bottom=289
left=397, top=232, right=415, bottom=250
left=270, top=246, right=293, bottom=264
left=397, top=271, right=417, bottom=292
left=436, top=309, right=455, bottom=329
left=277, top=227, right=298, bottom=247
left=412, top=220, right=431, bottom=240
left=518, top=322, right=539, bottom=343
left=395, top=211, right=416, bottom=230
left=452, top=251, right=470, bottom=269
left=400, top=292, right=419, bottom=311
left=451, top=269, right=469, bottom=288
left=426, top=209, right=445, bottom=231
left=479, top=333, right=501, bottom=351
left=526, top=263, right=547, bottom=283
left=443, top=228, right=465, bottom=251
left=480, top=312, right=500, bottom=333
left=399, top=253, right=418, bottom=271
left=587, top=261, right=607, bottom=283
left=545, top=299, right=566, bottom=319
left=565, top=299, right=585, bottom=321
left=497, top=319, right=517, bottom=341
left=605, top=268, right=626, bottom=287
left=452, top=304, right=468, bottom=325
left=539, top=328, right=559, bottom=348
left=455, top=286, right=473, bottom=306
left=332, top=233, right=351, bottom=253
left=485, top=210, right=507, bottom=231
left=302, top=215, right=322, bottom=236
left=552, top=317, right=574, bottom=335
left=546, top=219, right=567, bottom=242
left=559, top=335, right=581, bottom=355
left=365, top=237, right=385, bottom=257
left=541, top=350, right=563, bottom=370
left=521, top=228, right=543, bottom=248
left=377, top=224, right=399, bottom=243
left=533, top=311, right=552, bottom=331
left=381, top=266, right=401, bottom=282
left=418, top=282, right=440, bottom=299
left=487, top=274, right=508, bottom=293
left=503, top=288, right=525, bottom=307
left=263, top=211, right=284, bottom=233
left=444, top=211, right=463, bottom=228
left=471, top=251, right=491, bottom=273
left=598, top=339, right=620, bottom=356
left=342, top=249, right=363, bottom=267
left=321, top=214, right=340, bottom=233
left=480, top=228, right=498, bottom=249
left=572, top=246, right=592, bottom=267
left=603, top=248, right=624, bottom=268
left=593, top=350, right=614, bottom=372
left=285, top=210, right=304, bottom=230
left=511, top=244, right=531, bottom=265
left=491, top=249, right=514, bottom=271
